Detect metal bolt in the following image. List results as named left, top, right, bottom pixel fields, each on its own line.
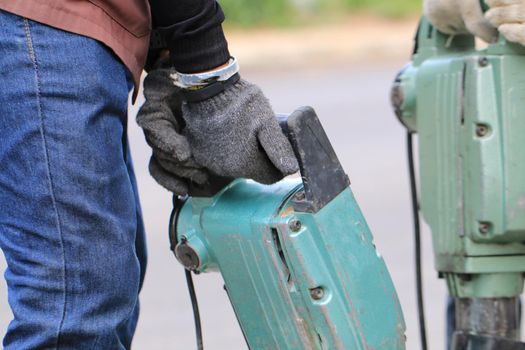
left=294, top=191, right=306, bottom=201
left=479, top=222, right=491, bottom=235
left=478, top=57, right=489, bottom=67
left=310, top=287, right=325, bottom=300
left=476, top=124, right=489, bottom=137
left=289, top=219, right=302, bottom=232
left=175, top=242, right=200, bottom=271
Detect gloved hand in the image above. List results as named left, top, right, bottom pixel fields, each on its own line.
left=182, top=79, right=299, bottom=184
left=137, top=66, right=209, bottom=194
left=423, top=0, right=498, bottom=42
left=485, top=0, right=525, bottom=46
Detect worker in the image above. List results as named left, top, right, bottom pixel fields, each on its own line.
left=0, top=1, right=297, bottom=348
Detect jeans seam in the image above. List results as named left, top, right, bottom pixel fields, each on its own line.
left=23, top=19, right=68, bottom=350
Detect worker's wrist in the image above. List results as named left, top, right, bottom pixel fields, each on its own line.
left=171, top=57, right=241, bottom=103
left=167, top=24, right=231, bottom=74
left=178, top=72, right=241, bottom=103
left=171, top=57, right=240, bottom=89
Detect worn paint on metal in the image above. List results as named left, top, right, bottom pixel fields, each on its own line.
left=397, top=17, right=525, bottom=297
left=177, top=178, right=406, bottom=349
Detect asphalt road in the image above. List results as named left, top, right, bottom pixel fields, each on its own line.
left=0, top=62, right=449, bottom=349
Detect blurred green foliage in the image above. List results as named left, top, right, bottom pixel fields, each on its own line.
left=219, top=0, right=421, bottom=27
left=342, top=0, right=421, bottom=16
left=219, top=0, right=293, bottom=27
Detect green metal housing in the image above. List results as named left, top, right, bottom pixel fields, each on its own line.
left=176, top=179, right=406, bottom=349
left=397, top=18, right=525, bottom=297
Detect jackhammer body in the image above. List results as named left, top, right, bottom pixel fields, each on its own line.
left=171, top=107, right=406, bottom=349
left=392, top=17, right=525, bottom=349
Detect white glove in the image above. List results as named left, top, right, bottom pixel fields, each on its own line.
left=423, top=0, right=498, bottom=42
left=485, top=0, right=525, bottom=46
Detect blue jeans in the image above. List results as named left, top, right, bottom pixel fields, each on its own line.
left=446, top=297, right=455, bottom=350
left=0, top=11, right=147, bottom=349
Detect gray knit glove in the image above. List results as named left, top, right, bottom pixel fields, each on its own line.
left=137, top=68, right=209, bottom=194
left=182, top=79, right=299, bottom=184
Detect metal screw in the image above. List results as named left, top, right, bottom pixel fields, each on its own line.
left=478, top=57, right=489, bottom=67
left=479, top=222, right=491, bottom=235
left=175, top=242, right=200, bottom=271
left=310, top=287, right=325, bottom=300
left=476, top=124, right=489, bottom=137
left=294, top=191, right=306, bottom=201
left=289, top=219, right=302, bottom=232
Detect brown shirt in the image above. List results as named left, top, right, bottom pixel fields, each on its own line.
left=0, top=0, right=151, bottom=90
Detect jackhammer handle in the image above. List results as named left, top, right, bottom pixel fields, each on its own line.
left=188, top=107, right=349, bottom=211
left=278, top=107, right=349, bottom=213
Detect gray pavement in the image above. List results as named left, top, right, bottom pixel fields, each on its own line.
left=0, top=62, right=448, bottom=349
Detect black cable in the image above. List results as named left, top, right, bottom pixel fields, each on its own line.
left=185, top=268, right=204, bottom=350
left=168, top=197, right=177, bottom=251
left=169, top=195, right=203, bottom=350
left=407, top=132, right=428, bottom=350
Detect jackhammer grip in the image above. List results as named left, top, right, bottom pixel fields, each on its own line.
left=280, top=106, right=350, bottom=213
left=188, top=107, right=349, bottom=207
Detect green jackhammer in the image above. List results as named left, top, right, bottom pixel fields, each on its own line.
left=392, top=16, right=525, bottom=349
left=169, top=107, right=406, bottom=349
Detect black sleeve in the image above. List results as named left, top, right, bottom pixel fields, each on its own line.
left=148, top=0, right=231, bottom=73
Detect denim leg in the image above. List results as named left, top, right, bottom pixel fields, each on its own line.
left=0, top=11, right=146, bottom=349
left=446, top=296, right=455, bottom=350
